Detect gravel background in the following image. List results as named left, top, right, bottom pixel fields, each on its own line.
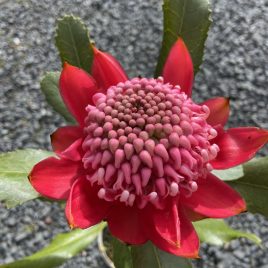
left=0, top=0, right=267, bottom=267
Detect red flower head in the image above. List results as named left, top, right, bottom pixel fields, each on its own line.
left=29, top=38, right=268, bottom=257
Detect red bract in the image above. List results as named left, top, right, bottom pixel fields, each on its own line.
left=29, top=38, right=268, bottom=258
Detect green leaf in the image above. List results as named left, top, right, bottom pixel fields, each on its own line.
left=0, top=149, right=53, bottom=208
left=228, top=157, right=268, bottom=217
left=40, top=72, right=75, bottom=123
left=55, top=15, right=93, bottom=73
left=0, top=223, right=106, bottom=268
left=155, top=0, right=212, bottom=76
left=112, top=237, right=133, bottom=268
left=212, top=165, right=244, bottom=181
left=193, top=219, right=261, bottom=246
left=131, top=242, right=192, bottom=268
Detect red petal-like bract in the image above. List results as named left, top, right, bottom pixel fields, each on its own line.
left=59, top=63, right=99, bottom=126
left=145, top=205, right=199, bottom=258
left=162, top=38, right=194, bottom=96
left=202, top=97, right=230, bottom=126
left=182, top=173, right=246, bottom=218
left=59, top=138, right=83, bottom=162
left=51, top=126, right=83, bottom=153
left=211, top=127, right=268, bottom=169
left=107, top=204, right=148, bottom=244
left=65, top=177, right=111, bottom=229
left=92, top=46, right=128, bottom=91
left=29, top=157, right=80, bottom=200
left=51, top=127, right=84, bottom=161
left=148, top=201, right=181, bottom=248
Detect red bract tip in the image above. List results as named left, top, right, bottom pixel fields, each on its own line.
left=92, top=46, right=128, bottom=91
left=202, top=97, right=230, bottom=126
left=162, top=38, right=194, bottom=96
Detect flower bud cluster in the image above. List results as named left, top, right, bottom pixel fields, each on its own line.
left=82, top=77, right=219, bottom=208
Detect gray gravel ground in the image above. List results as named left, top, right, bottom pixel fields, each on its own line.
left=0, top=0, right=267, bottom=267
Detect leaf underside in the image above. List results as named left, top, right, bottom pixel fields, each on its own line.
left=212, top=165, right=244, bottom=181
left=194, top=219, right=261, bottom=246
left=0, top=149, right=54, bottom=208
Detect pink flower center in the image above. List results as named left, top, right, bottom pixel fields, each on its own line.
left=82, top=77, right=219, bottom=209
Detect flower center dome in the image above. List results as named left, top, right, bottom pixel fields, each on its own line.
left=82, top=77, right=219, bottom=209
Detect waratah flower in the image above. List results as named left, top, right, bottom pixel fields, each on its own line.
left=29, top=38, right=268, bottom=257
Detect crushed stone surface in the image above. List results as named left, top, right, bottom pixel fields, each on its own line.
left=0, top=0, right=267, bottom=267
